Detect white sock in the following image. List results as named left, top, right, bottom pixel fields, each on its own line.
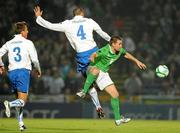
left=16, top=107, right=24, bottom=126
left=9, top=99, right=25, bottom=108
left=88, top=87, right=101, bottom=110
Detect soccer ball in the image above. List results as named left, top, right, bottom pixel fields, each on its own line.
left=155, top=65, right=169, bottom=78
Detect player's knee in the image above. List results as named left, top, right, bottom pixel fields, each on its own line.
left=90, top=67, right=100, bottom=75
left=111, top=91, right=119, bottom=98
left=88, top=87, right=97, bottom=95
left=18, top=99, right=25, bottom=107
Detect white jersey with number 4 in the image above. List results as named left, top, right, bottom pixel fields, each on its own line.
left=0, top=34, right=39, bottom=71
left=36, top=16, right=111, bottom=53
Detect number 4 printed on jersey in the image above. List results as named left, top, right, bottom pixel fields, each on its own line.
left=77, top=25, right=86, bottom=40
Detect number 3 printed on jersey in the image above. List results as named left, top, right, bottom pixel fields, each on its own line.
left=77, top=25, right=86, bottom=40
left=13, top=47, right=21, bottom=62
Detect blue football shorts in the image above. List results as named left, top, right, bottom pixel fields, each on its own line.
left=75, top=46, right=98, bottom=76
left=8, top=68, right=30, bottom=93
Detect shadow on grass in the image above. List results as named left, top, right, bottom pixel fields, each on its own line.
left=0, top=128, right=21, bottom=133
left=34, top=127, right=90, bottom=132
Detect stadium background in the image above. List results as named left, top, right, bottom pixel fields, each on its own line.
left=0, top=0, right=180, bottom=120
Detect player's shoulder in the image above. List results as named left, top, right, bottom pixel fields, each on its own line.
left=120, top=47, right=127, bottom=53
left=4, top=37, right=17, bottom=46
left=87, top=18, right=97, bottom=23
left=84, top=17, right=95, bottom=22
left=54, top=19, right=70, bottom=26
left=103, top=44, right=110, bottom=49
left=62, top=19, right=70, bottom=23
left=99, top=44, right=109, bottom=52
left=23, top=38, right=34, bottom=46
left=24, top=38, right=33, bottom=43
left=5, top=40, right=11, bottom=45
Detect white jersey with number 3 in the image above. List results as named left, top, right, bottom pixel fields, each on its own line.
left=36, top=16, right=110, bottom=53
left=0, top=34, right=39, bottom=71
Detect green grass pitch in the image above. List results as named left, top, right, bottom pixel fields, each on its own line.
left=0, top=118, right=180, bottom=133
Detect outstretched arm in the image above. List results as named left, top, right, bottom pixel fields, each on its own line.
left=34, top=6, right=65, bottom=32
left=95, top=29, right=111, bottom=41
left=92, top=19, right=111, bottom=41
left=34, top=6, right=43, bottom=17
left=124, top=52, right=146, bottom=70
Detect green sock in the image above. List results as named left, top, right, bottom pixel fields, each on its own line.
left=83, top=73, right=97, bottom=93
left=111, top=97, right=121, bottom=120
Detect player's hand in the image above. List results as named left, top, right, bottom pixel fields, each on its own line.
left=32, top=69, right=41, bottom=78
left=36, top=70, right=41, bottom=78
left=136, top=61, right=146, bottom=70
left=89, top=56, right=95, bottom=63
left=89, top=53, right=97, bottom=63
left=34, top=6, right=43, bottom=17
left=0, top=66, right=5, bottom=75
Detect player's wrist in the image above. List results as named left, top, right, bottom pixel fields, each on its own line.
left=0, top=61, right=4, bottom=67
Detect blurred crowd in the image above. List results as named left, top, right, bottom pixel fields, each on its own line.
left=0, top=0, right=180, bottom=97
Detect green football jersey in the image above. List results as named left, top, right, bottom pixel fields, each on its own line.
left=90, top=44, right=126, bottom=72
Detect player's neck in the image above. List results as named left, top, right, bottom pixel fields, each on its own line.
left=110, top=46, right=115, bottom=54
left=110, top=46, right=119, bottom=55
left=21, top=33, right=27, bottom=39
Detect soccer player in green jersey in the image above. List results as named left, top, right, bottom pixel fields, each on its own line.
left=76, top=36, right=146, bottom=125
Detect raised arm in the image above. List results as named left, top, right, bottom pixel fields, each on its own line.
left=92, top=19, right=111, bottom=41
left=34, top=6, right=65, bottom=32
left=124, top=52, right=146, bottom=70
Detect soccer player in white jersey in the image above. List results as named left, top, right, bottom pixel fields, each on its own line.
left=34, top=6, right=111, bottom=118
left=0, top=21, right=41, bottom=131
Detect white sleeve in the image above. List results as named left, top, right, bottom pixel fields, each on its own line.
left=28, top=41, right=39, bottom=64
left=0, top=43, right=8, bottom=57
left=0, top=43, right=8, bottom=66
left=28, top=41, right=41, bottom=72
left=36, top=16, right=66, bottom=32
left=91, top=19, right=111, bottom=41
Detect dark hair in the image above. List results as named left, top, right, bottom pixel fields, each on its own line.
left=14, top=21, right=28, bottom=34
left=110, top=36, right=122, bottom=45
left=73, top=6, right=85, bottom=16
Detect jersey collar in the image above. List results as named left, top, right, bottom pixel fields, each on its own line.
left=74, top=15, right=84, bottom=19
left=14, top=34, right=23, bottom=38
left=14, top=34, right=25, bottom=39
left=109, top=45, right=114, bottom=54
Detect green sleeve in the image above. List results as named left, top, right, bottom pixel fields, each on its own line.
left=120, top=48, right=127, bottom=56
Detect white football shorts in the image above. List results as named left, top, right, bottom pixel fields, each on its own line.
left=95, top=70, right=114, bottom=90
